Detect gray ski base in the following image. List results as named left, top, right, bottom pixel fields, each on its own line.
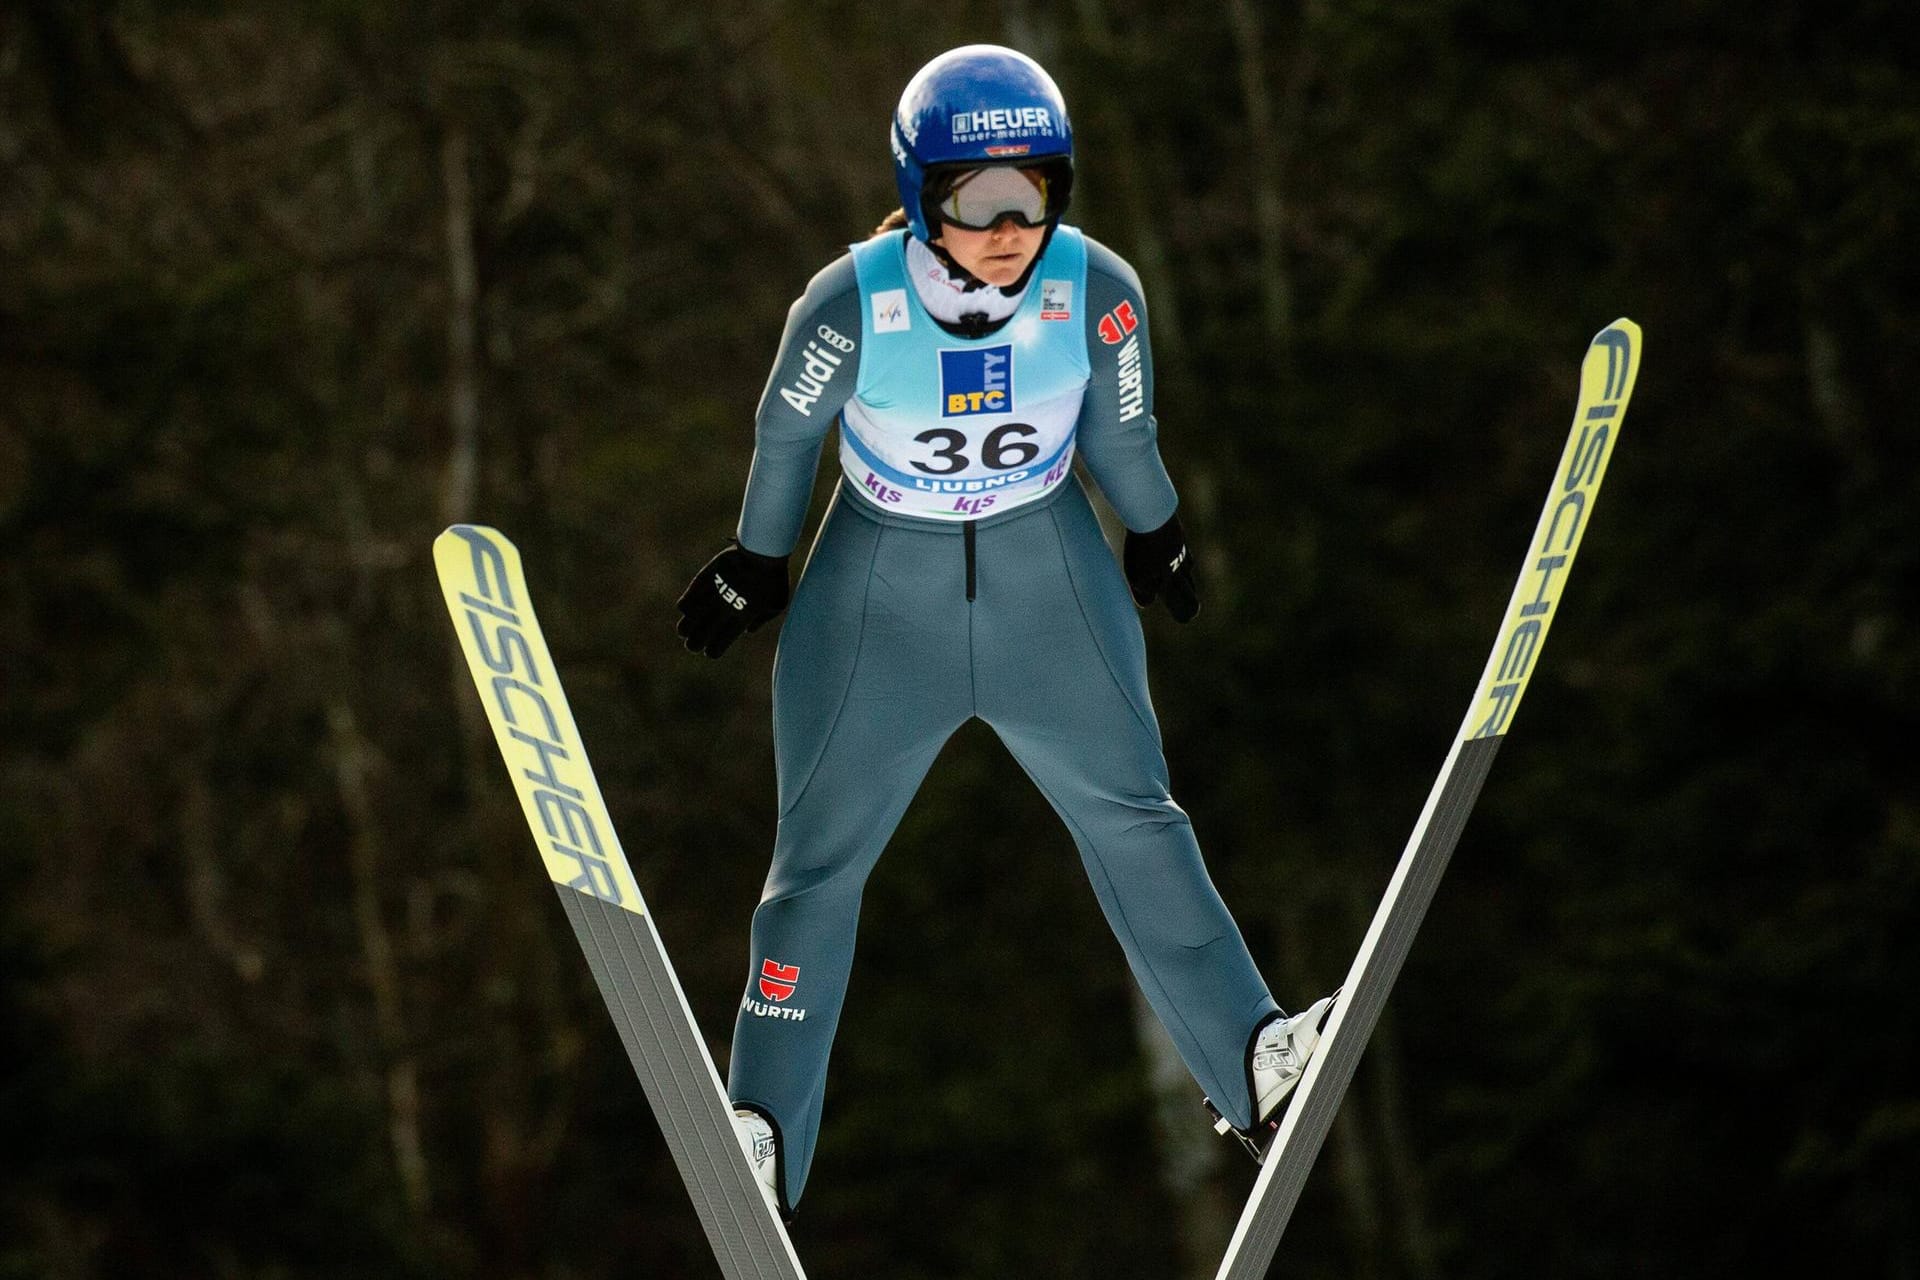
left=559, top=887, right=806, bottom=1280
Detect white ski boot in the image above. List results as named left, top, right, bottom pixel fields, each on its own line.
left=731, top=1106, right=784, bottom=1219
left=1205, top=990, right=1341, bottom=1162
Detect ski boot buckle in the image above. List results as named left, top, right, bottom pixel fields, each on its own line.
left=1204, top=1095, right=1278, bottom=1164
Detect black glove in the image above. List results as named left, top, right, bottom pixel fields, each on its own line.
left=675, top=542, right=791, bottom=658
left=1123, top=513, right=1200, bottom=623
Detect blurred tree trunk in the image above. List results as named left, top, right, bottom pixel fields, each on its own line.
left=180, top=772, right=266, bottom=986
left=1273, top=882, right=1389, bottom=1279
left=1068, top=0, right=1191, bottom=381
left=1225, top=0, right=1293, bottom=356
left=1130, top=985, right=1235, bottom=1278
left=330, top=700, right=432, bottom=1218
left=439, top=123, right=481, bottom=531
left=1370, top=1013, right=1441, bottom=1278
left=436, top=117, right=493, bottom=790
left=1328, top=1106, right=1385, bottom=1279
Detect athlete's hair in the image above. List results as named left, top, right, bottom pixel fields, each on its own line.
left=871, top=163, right=969, bottom=237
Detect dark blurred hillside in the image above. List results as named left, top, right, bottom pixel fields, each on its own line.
left=2, top=3, right=1915, bottom=1278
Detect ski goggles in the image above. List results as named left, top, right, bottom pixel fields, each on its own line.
left=932, top=165, right=1052, bottom=231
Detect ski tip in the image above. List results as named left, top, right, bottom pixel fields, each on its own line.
left=438, top=522, right=507, bottom=542
left=433, top=524, right=518, bottom=563
left=1597, top=316, right=1642, bottom=344
left=433, top=526, right=526, bottom=602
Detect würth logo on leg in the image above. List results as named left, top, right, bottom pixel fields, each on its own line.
left=758, top=959, right=800, bottom=1003
left=744, top=959, right=808, bottom=1021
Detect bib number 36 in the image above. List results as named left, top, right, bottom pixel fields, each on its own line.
left=910, top=423, right=1041, bottom=475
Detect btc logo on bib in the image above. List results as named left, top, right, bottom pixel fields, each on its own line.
left=939, top=344, right=1014, bottom=417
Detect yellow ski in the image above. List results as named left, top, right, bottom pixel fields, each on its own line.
left=435, top=525, right=807, bottom=1280
left=1217, top=320, right=1642, bottom=1279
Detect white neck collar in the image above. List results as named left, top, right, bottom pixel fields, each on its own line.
left=904, top=236, right=1029, bottom=325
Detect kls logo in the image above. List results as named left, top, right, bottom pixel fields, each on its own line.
left=758, top=959, right=800, bottom=1003
left=1097, top=299, right=1139, bottom=345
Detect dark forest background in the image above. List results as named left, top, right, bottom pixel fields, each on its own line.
left=3, top=2, right=1917, bottom=1278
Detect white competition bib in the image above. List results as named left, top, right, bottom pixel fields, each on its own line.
left=840, top=228, right=1090, bottom=521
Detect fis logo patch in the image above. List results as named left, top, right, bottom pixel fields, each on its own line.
left=873, top=288, right=910, bottom=333
left=758, top=959, right=800, bottom=1003
left=940, top=344, right=1013, bottom=417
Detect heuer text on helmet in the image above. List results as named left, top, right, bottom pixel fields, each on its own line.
left=950, top=107, right=1056, bottom=140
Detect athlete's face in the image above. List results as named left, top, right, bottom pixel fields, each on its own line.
left=936, top=217, right=1046, bottom=286
left=933, top=168, right=1049, bottom=287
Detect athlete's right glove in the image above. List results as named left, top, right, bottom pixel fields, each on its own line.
left=1123, top=512, right=1201, bottom=623
left=675, top=542, right=791, bottom=658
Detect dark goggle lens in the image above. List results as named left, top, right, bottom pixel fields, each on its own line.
left=935, top=166, right=1050, bottom=230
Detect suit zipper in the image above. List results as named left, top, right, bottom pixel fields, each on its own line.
left=964, top=520, right=977, bottom=601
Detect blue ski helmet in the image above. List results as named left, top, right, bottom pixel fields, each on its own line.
left=890, top=45, right=1074, bottom=243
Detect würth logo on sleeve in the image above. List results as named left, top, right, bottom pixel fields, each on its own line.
left=758, top=959, right=800, bottom=1002
left=1097, top=299, right=1139, bottom=345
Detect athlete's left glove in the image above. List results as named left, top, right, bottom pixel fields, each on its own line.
left=1123, top=513, right=1200, bottom=623
left=675, top=542, right=791, bottom=658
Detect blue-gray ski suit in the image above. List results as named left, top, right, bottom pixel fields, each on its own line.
left=727, top=227, right=1278, bottom=1208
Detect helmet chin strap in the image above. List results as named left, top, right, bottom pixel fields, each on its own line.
left=921, top=236, right=992, bottom=292
left=1010, top=219, right=1061, bottom=290
left=919, top=218, right=1061, bottom=296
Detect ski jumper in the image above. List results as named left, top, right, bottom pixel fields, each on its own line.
left=727, top=226, right=1279, bottom=1208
